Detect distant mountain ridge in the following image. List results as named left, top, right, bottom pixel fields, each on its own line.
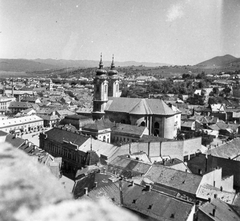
left=0, top=58, right=169, bottom=72
left=195, top=54, right=240, bottom=68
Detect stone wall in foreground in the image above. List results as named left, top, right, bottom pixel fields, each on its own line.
left=0, top=142, right=140, bottom=221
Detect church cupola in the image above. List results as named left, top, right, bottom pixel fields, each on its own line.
left=96, top=53, right=107, bottom=76
left=108, top=54, right=118, bottom=76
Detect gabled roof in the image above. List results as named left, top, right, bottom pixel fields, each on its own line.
left=85, top=182, right=121, bottom=205
left=108, top=155, right=152, bottom=178
left=122, top=181, right=194, bottom=221
left=45, top=127, right=89, bottom=146
left=129, top=99, right=153, bottom=115
left=199, top=198, right=240, bottom=221
left=0, top=130, right=8, bottom=136
left=197, top=184, right=235, bottom=204
left=106, top=97, right=175, bottom=116
left=111, top=124, right=147, bottom=137
left=144, top=164, right=202, bottom=195
left=5, top=134, right=25, bottom=148
left=83, top=119, right=114, bottom=132
left=206, top=138, right=240, bottom=159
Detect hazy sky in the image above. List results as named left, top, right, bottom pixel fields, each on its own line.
left=0, top=0, right=240, bottom=65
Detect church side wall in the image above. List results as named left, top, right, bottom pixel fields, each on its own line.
left=163, top=115, right=176, bottom=139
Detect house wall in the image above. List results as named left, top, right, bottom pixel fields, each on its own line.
left=197, top=210, right=214, bottom=221
left=163, top=115, right=176, bottom=139
left=186, top=204, right=196, bottom=221
left=39, top=134, right=87, bottom=173
left=174, top=113, right=181, bottom=130
left=220, top=175, right=235, bottom=193
left=97, top=132, right=111, bottom=143
left=200, top=168, right=223, bottom=189
left=187, top=153, right=240, bottom=188
left=130, top=115, right=147, bottom=127
left=183, top=137, right=202, bottom=156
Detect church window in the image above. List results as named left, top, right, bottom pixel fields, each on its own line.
left=104, top=85, right=107, bottom=93
left=96, top=86, right=100, bottom=93
left=154, top=122, right=159, bottom=128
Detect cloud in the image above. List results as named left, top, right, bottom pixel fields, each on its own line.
left=166, top=4, right=184, bottom=22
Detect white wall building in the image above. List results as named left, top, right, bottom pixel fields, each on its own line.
left=0, top=115, right=44, bottom=134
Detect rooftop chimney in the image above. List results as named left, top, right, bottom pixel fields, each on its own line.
left=212, top=208, right=216, bottom=217
left=145, top=184, right=151, bottom=192
left=84, top=187, right=88, bottom=195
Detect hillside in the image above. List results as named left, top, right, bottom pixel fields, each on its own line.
left=196, top=54, right=240, bottom=68
left=0, top=59, right=59, bottom=72
left=0, top=58, right=169, bottom=72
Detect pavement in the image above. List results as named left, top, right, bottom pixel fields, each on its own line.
left=21, top=128, right=51, bottom=147
left=21, top=132, right=41, bottom=146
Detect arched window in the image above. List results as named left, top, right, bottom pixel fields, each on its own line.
left=140, top=121, right=146, bottom=126
left=154, top=122, right=159, bottom=128
left=104, top=85, right=107, bottom=93
left=103, top=136, right=106, bottom=142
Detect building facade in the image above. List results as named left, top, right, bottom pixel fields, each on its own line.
left=0, top=115, right=44, bottom=134
left=92, top=55, right=181, bottom=139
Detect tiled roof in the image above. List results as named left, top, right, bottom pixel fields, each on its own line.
left=106, top=97, right=175, bottom=116
left=144, top=164, right=202, bottom=195
left=129, top=99, right=153, bottom=115
left=122, top=181, right=194, bottom=221
left=108, top=156, right=152, bottom=178
left=197, top=184, right=235, bottom=204
left=85, top=150, right=100, bottom=166
left=45, top=127, right=89, bottom=146
left=181, top=120, right=195, bottom=128
left=207, top=138, right=240, bottom=159
left=5, top=134, right=25, bottom=148
left=9, top=101, right=32, bottom=109
left=86, top=182, right=121, bottom=205
left=83, top=119, right=114, bottom=131
left=65, top=114, right=92, bottom=120
left=199, top=198, right=240, bottom=221
left=0, top=130, right=8, bottom=136
left=138, top=135, right=171, bottom=142
left=111, top=124, right=146, bottom=137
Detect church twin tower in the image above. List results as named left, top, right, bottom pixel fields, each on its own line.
left=92, top=54, right=120, bottom=120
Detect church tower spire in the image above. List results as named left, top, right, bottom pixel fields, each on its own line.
left=108, top=54, right=120, bottom=97
left=111, top=54, right=115, bottom=69
left=92, top=53, right=108, bottom=120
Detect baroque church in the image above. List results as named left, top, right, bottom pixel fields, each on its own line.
left=92, top=55, right=181, bottom=139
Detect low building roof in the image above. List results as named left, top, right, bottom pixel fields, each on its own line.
left=144, top=164, right=202, bottom=195
left=45, top=127, right=89, bottom=146
left=199, top=198, right=240, bottom=221
left=111, top=124, right=147, bottom=137
left=206, top=138, right=240, bottom=159
left=108, top=155, right=152, bottom=178
left=5, top=134, right=25, bottom=148
left=196, top=184, right=235, bottom=204
left=122, top=181, right=194, bottom=221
